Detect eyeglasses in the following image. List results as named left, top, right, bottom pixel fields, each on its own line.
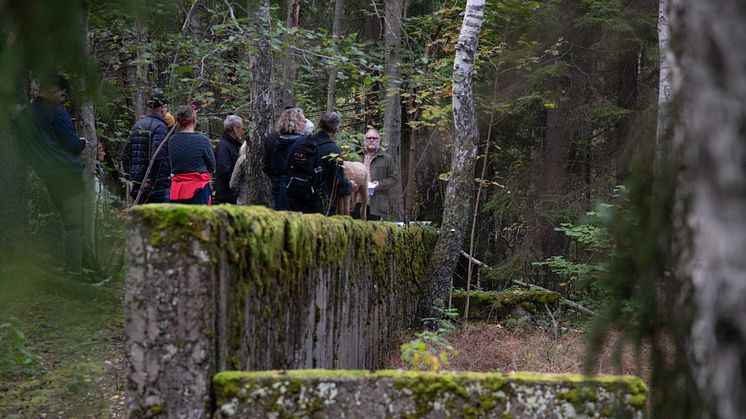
left=366, top=136, right=379, bottom=140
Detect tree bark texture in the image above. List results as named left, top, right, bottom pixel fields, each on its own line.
left=383, top=0, right=404, bottom=220
left=425, top=0, right=485, bottom=315
left=326, top=0, right=344, bottom=112
left=654, top=0, right=675, bottom=178
left=78, top=12, right=98, bottom=260
left=280, top=0, right=300, bottom=110
left=245, top=0, right=274, bottom=206
left=672, top=1, right=746, bottom=418
left=124, top=206, right=436, bottom=418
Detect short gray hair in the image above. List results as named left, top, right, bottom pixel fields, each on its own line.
left=223, top=115, right=243, bottom=131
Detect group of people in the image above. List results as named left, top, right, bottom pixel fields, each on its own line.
left=122, top=93, right=400, bottom=220
left=18, top=76, right=400, bottom=277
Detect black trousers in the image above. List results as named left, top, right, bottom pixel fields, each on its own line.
left=42, top=173, right=84, bottom=275
left=352, top=203, right=381, bottom=221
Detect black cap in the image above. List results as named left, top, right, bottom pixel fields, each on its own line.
left=147, top=92, right=169, bottom=109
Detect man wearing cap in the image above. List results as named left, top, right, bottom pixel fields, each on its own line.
left=121, top=92, right=172, bottom=204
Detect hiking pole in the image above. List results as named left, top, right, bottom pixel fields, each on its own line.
left=134, top=123, right=178, bottom=205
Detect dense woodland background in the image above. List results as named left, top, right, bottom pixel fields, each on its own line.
left=2, top=0, right=745, bottom=418
left=2, top=0, right=659, bottom=301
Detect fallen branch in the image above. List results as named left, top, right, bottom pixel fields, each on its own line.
left=459, top=251, right=597, bottom=317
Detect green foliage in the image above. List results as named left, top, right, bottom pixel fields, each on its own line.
left=401, top=307, right=459, bottom=372
left=532, top=190, right=626, bottom=308
left=0, top=317, right=43, bottom=372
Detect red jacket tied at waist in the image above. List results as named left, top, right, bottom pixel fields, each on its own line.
left=170, top=172, right=211, bottom=201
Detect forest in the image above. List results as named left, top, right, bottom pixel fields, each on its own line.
left=1, top=0, right=745, bottom=418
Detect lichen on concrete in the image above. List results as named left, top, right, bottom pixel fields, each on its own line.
left=212, top=370, right=647, bottom=418
left=125, top=205, right=438, bottom=418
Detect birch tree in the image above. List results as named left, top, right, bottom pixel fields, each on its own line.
left=383, top=0, right=404, bottom=219
left=425, top=0, right=485, bottom=316
left=654, top=0, right=675, bottom=178
left=672, top=1, right=746, bottom=417
left=245, top=0, right=274, bottom=206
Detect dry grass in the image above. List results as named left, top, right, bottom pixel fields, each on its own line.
left=386, top=322, right=654, bottom=383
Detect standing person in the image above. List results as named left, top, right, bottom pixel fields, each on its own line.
left=17, top=75, right=87, bottom=277
left=168, top=106, right=215, bottom=205
left=262, top=104, right=303, bottom=205
left=214, top=115, right=244, bottom=204
left=286, top=111, right=354, bottom=214
left=357, top=128, right=400, bottom=221
left=229, top=142, right=249, bottom=206
left=121, top=92, right=171, bottom=204
left=270, top=108, right=308, bottom=210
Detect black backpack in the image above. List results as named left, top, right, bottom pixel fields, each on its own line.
left=272, top=133, right=304, bottom=176
left=286, top=137, right=330, bottom=203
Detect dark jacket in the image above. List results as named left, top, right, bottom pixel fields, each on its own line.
left=18, top=97, right=85, bottom=176
left=314, top=130, right=352, bottom=205
left=214, top=132, right=242, bottom=203
left=261, top=131, right=282, bottom=194
left=360, top=148, right=400, bottom=220
left=122, top=113, right=171, bottom=191
left=168, top=132, right=216, bottom=174
left=287, top=131, right=351, bottom=215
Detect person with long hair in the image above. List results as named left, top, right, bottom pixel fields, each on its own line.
left=168, top=106, right=215, bottom=205
left=270, top=107, right=307, bottom=210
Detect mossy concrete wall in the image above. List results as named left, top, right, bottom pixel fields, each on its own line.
left=213, top=370, right=648, bottom=418
left=124, top=205, right=437, bottom=418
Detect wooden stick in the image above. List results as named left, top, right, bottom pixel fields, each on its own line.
left=459, top=250, right=597, bottom=317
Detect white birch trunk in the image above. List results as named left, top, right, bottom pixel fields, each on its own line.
left=672, top=1, right=746, bottom=417
left=425, top=0, right=485, bottom=316
left=79, top=11, right=98, bottom=261
left=654, top=0, right=674, bottom=177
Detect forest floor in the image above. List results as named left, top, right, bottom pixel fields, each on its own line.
left=386, top=321, right=651, bottom=383
left=0, top=260, right=649, bottom=418
left=0, top=260, right=126, bottom=418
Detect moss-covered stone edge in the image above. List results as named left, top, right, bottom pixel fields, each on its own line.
left=129, top=205, right=439, bottom=371
left=450, top=289, right=562, bottom=319
left=213, top=369, right=648, bottom=416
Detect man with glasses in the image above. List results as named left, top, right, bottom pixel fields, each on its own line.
left=122, top=92, right=172, bottom=204
left=357, top=128, right=400, bottom=221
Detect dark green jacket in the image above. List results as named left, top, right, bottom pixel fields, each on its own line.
left=361, top=148, right=400, bottom=220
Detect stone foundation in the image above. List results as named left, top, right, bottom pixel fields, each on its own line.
left=213, top=370, right=647, bottom=418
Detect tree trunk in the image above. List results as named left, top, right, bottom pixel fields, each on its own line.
left=245, top=0, right=275, bottom=206
left=673, top=1, right=746, bottom=418
left=77, top=11, right=98, bottom=263
left=404, top=17, right=445, bottom=217
left=425, top=0, right=485, bottom=316
left=383, top=0, right=404, bottom=220
left=326, top=0, right=344, bottom=112
left=133, top=20, right=149, bottom=118
left=654, top=0, right=674, bottom=178
left=280, top=0, right=300, bottom=109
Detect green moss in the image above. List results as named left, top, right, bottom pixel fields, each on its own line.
left=149, top=405, right=163, bottom=416
left=131, top=205, right=438, bottom=376
left=450, top=289, right=562, bottom=320
left=214, top=370, right=647, bottom=417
